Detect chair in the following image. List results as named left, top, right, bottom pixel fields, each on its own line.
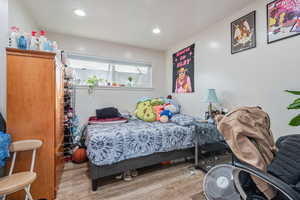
left=0, top=140, right=43, bottom=200
left=231, top=135, right=300, bottom=200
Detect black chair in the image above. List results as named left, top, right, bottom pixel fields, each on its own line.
left=232, top=134, right=300, bottom=200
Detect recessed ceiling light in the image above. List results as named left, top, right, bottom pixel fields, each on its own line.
left=152, top=28, right=161, bottom=34
left=73, top=9, right=86, bottom=17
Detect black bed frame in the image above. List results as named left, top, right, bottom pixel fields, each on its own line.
left=90, top=148, right=194, bottom=191
left=89, top=142, right=229, bottom=191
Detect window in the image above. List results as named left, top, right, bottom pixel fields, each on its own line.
left=68, top=54, right=152, bottom=88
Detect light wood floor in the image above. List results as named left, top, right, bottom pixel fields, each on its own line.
left=56, top=162, right=206, bottom=200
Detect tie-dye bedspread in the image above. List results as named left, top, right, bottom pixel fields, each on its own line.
left=86, top=119, right=196, bottom=166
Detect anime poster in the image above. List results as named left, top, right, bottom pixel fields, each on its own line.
left=231, top=11, right=256, bottom=54
left=172, top=44, right=195, bottom=93
left=267, top=0, right=300, bottom=43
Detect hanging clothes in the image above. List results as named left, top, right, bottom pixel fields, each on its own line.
left=0, top=131, right=11, bottom=167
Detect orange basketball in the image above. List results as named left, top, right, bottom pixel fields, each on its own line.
left=72, top=148, right=87, bottom=163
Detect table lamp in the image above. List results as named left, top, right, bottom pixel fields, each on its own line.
left=204, top=89, right=219, bottom=118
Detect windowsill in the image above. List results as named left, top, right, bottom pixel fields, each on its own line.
left=75, top=85, right=154, bottom=91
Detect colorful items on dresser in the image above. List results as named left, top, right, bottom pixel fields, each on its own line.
left=8, top=26, right=58, bottom=52
left=135, top=97, right=180, bottom=123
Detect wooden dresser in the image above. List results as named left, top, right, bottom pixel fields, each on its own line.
left=6, top=48, right=64, bottom=200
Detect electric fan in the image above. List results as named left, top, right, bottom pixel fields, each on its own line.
left=203, top=164, right=242, bottom=200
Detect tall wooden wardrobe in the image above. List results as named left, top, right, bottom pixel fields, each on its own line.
left=6, top=48, right=64, bottom=200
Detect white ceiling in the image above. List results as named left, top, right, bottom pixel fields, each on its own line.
left=24, top=0, right=252, bottom=50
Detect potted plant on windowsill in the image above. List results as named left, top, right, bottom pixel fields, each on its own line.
left=87, top=75, right=99, bottom=94
left=286, top=90, right=300, bottom=126
left=128, top=76, right=133, bottom=87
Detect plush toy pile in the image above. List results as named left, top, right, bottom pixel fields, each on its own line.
left=135, top=97, right=180, bottom=123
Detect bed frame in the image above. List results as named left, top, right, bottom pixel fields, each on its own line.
left=90, top=148, right=194, bottom=191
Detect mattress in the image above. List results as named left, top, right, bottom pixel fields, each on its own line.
left=86, top=119, right=195, bottom=166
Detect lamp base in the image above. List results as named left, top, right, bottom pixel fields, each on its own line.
left=208, top=103, right=213, bottom=119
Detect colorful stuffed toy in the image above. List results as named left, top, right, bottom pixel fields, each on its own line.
left=135, top=97, right=179, bottom=123
left=150, top=98, right=165, bottom=106
left=164, top=104, right=177, bottom=113
left=160, top=115, right=169, bottom=123
left=135, top=100, right=156, bottom=122
left=153, top=105, right=164, bottom=121
left=162, top=98, right=181, bottom=114
left=159, top=110, right=173, bottom=123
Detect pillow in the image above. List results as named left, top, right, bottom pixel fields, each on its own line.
left=171, top=114, right=195, bottom=126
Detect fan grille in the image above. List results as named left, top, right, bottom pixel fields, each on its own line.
left=203, top=164, right=241, bottom=200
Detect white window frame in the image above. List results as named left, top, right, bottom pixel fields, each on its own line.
left=68, top=53, right=153, bottom=90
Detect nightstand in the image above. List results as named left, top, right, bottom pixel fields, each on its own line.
left=193, top=121, right=228, bottom=172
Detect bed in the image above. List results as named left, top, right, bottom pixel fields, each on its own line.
left=85, top=114, right=224, bottom=191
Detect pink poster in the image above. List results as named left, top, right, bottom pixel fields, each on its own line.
left=267, top=0, right=300, bottom=43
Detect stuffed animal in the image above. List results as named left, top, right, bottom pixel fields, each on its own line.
left=135, top=97, right=179, bottom=123
left=136, top=100, right=156, bottom=122
left=164, top=104, right=177, bottom=113
left=150, top=98, right=165, bottom=106
left=160, top=110, right=173, bottom=123
left=160, top=115, right=169, bottom=123
left=162, top=98, right=181, bottom=114
left=153, top=105, right=164, bottom=121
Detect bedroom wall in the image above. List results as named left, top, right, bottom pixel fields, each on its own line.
left=0, top=0, right=38, bottom=118
left=8, top=0, right=38, bottom=32
left=165, top=0, right=300, bottom=138
left=47, top=32, right=166, bottom=125
left=0, top=0, right=8, bottom=117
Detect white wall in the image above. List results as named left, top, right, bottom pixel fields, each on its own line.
left=48, top=32, right=167, bottom=125
left=0, top=0, right=8, bottom=117
left=8, top=0, right=38, bottom=32
left=166, top=0, right=300, bottom=138
left=0, top=0, right=38, bottom=117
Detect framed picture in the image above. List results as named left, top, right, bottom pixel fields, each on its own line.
left=231, top=11, right=256, bottom=54
left=172, top=44, right=195, bottom=94
left=267, top=0, right=300, bottom=44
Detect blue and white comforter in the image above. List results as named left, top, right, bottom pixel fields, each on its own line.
left=86, top=119, right=195, bottom=166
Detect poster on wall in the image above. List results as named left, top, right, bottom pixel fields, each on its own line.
left=172, top=44, right=195, bottom=93
left=231, top=11, right=256, bottom=54
left=267, top=0, right=300, bottom=44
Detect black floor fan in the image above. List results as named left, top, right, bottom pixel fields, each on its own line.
left=203, top=162, right=300, bottom=200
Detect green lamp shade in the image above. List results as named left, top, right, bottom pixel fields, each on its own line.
left=205, top=89, right=219, bottom=104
